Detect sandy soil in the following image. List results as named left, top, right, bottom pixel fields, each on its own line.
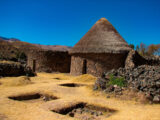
left=0, top=73, right=160, bottom=120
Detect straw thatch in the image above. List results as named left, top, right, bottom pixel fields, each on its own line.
left=69, top=18, right=131, bottom=54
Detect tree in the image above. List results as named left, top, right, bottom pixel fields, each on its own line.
left=136, top=45, right=140, bottom=52
left=139, top=43, right=147, bottom=56
left=136, top=43, right=160, bottom=56
left=154, top=44, right=160, bottom=56
left=147, top=44, right=159, bottom=56
left=129, top=44, right=134, bottom=49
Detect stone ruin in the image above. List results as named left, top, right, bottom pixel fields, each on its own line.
left=0, top=61, right=35, bottom=77
left=27, top=50, right=71, bottom=73
left=94, top=50, right=160, bottom=103
left=125, top=49, right=160, bottom=69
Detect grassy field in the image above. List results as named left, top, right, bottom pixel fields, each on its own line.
left=0, top=73, right=160, bottom=120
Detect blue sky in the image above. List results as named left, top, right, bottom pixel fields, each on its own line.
left=0, top=0, right=160, bottom=47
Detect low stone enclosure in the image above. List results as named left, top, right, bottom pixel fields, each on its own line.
left=27, top=50, right=71, bottom=73
left=0, top=61, right=35, bottom=77
left=51, top=102, right=116, bottom=120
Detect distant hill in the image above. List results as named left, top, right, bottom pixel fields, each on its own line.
left=0, top=36, right=20, bottom=42
left=0, top=36, right=71, bottom=61
left=34, top=44, right=72, bottom=51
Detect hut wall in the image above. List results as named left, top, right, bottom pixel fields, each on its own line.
left=27, top=50, right=71, bottom=73
left=70, top=56, right=84, bottom=76
left=70, top=53, right=128, bottom=77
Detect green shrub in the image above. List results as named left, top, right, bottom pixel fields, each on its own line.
left=108, top=74, right=126, bottom=87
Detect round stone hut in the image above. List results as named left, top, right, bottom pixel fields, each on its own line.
left=69, top=18, right=131, bottom=77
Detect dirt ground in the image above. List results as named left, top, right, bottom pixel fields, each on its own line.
left=0, top=73, right=160, bottom=120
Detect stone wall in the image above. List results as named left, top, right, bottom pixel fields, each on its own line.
left=0, top=62, right=25, bottom=76
left=70, top=56, right=84, bottom=76
left=125, top=50, right=146, bottom=69
left=27, top=50, right=71, bottom=73
left=0, top=61, right=35, bottom=77
left=125, top=50, right=160, bottom=69
left=145, top=57, right=160, bottom=66
left=94, top=65, right=160, bottom=103
left=70, top=53, right=128, bottom=77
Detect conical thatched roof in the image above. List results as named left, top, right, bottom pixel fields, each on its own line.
left=69, top=18, right=131, bottom=54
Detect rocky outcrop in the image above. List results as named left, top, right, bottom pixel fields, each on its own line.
left=94, top=65, right=160, bottom=103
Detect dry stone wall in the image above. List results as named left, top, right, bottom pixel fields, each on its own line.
left=27, top=50, right=71, bottom=73
left=0, top=61, right=35, bottom=77
left=70, top=53, right=128, bottom=77
left=94, top=65, right=160, bottom=103
left=125, top=50, right=160, bottom=69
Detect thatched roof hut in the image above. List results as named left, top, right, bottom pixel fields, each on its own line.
left=69, top=18, right=131, bottom=77
left=69, top=18, right=131, bottom=54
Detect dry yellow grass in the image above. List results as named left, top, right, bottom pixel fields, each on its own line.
left=71, top=74, right=97, bottom=83
left=0, top=73, right=160, bottom=120
left=0, top=76, right=32, bottom=86
left=0, top=60, right=21, bottom=65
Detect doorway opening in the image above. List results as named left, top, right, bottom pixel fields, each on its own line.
left=33, top=60, right=36, bottom=72
left=82, top=59, right=87, bottom=74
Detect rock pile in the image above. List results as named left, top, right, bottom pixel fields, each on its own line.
left=145, top=56, right=160, bottom=66
left=94, top=77, right=126, bottom=96
left=67, top=107, right=106, bottom=120
left=94, top=65, right=160, bottom=103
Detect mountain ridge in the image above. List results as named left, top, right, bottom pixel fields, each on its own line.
left=0, top=36, right=71, bottom=61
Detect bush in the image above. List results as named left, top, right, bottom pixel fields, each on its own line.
left=16, top=52, right=27, bottom=62
left=108, top=74, right=126, bottom=87
left=129, top=44, right=134, bottom=49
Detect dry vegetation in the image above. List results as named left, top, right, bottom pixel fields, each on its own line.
left=0, top=76, right=32, bottom=86
left=0, top=60, right=21, bottom=65
left=0, top=73, right=160, bottom=120
left=0, top=39, right=71, bottom=61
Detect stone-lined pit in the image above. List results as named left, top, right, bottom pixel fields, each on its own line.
left=8, top=93, right=58, bottom=103
left=53, top=78, right=61, bottom=80
left=52, top=102, right=116, bottom=120
left=59, top=83, right=84, bottom=87
left=0, top=113, right=8, bottom=120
